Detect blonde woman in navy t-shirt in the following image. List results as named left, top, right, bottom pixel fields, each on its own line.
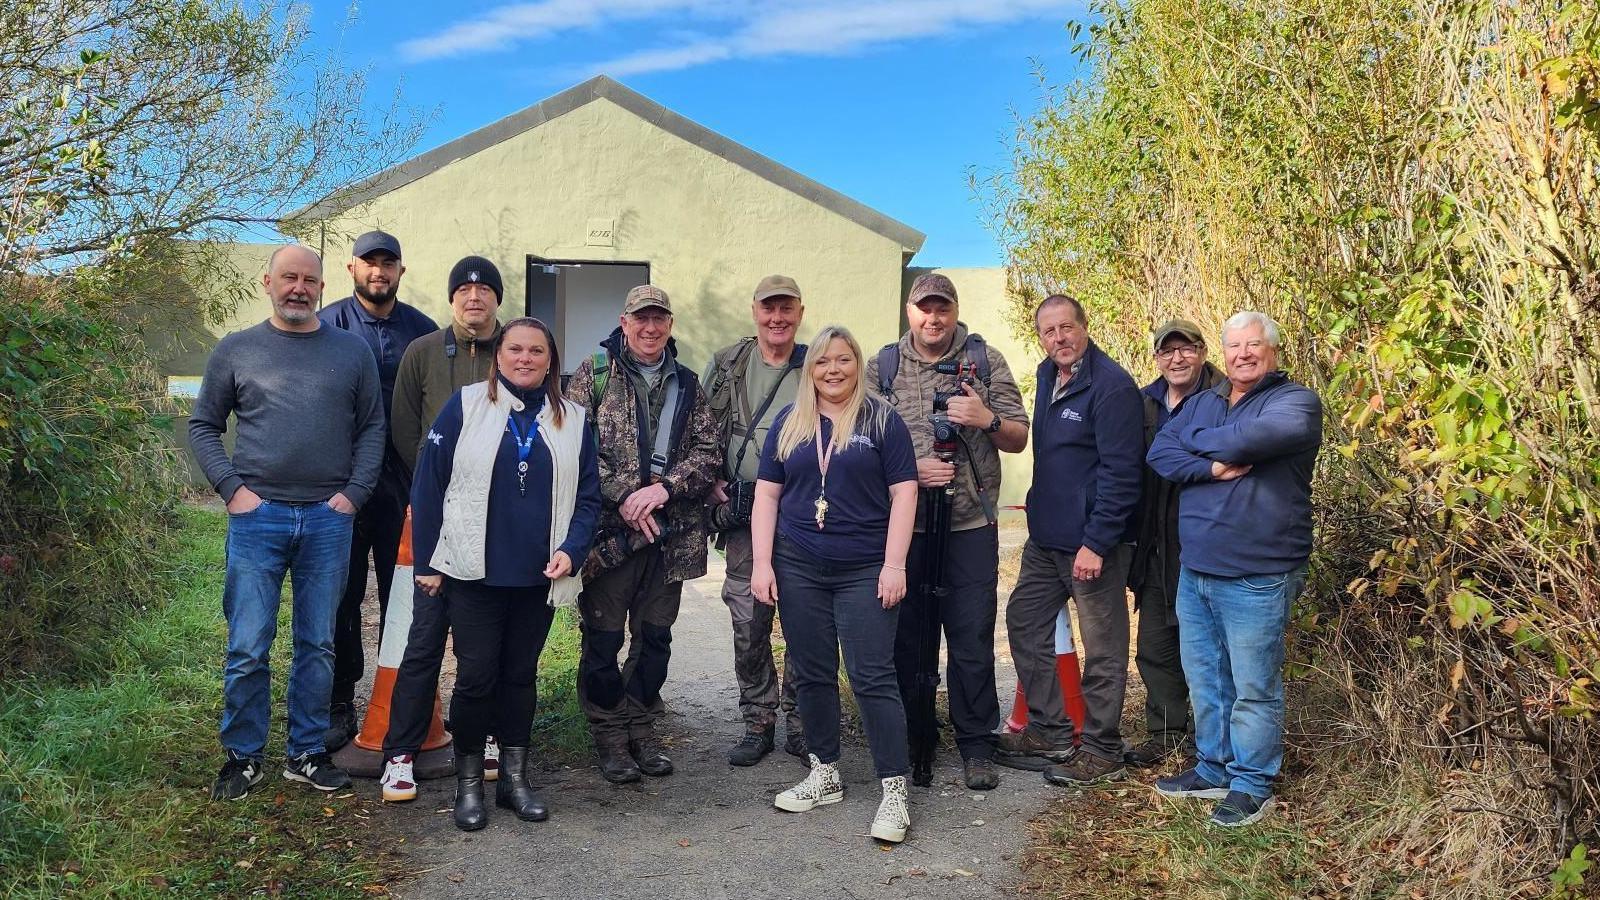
left=749, top=324, right=919, bottom=843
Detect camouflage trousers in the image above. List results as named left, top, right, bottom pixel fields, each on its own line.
left=721, top=527, right=802, bottom=736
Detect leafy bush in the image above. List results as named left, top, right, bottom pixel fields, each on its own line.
left=0, top=282, right=183, bottom=677
left=994, top=0, right=1599, bottom=893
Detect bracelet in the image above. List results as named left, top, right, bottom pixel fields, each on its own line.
left=882, top=563, right=906, bottom=571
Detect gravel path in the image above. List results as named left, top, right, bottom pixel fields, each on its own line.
left=376, top=544, right=1060, bottom=899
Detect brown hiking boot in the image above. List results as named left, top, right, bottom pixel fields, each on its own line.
left=995, top=728, right=1075, bottom=770
left=1043, top=751, right=1126, bottom=786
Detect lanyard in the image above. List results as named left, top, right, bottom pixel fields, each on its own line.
left=812, top=419, right=835, bottom=529
left=506, top=413, right=536, bottom=496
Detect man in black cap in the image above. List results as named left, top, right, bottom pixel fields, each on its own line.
left=381, top=255, right=510, bottom=798
left=317, top=231, right=438, bottom=750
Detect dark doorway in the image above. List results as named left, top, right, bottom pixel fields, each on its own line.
left=526, top=256, right=651, bottom=374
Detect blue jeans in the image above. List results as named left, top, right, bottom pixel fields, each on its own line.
left=221, top=499, right=354, bottom=759
left=1176, top=565, right=1307, bottom=799
left=774, top=537, right=908, bottom=779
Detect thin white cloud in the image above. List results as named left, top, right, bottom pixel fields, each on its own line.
left=401, top=0, right=1077, bottom=71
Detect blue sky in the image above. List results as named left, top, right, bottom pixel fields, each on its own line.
left=303, top=1, right=1088, bottom=267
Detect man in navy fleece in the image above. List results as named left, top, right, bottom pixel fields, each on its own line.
left=1146, top=310, right=1321, bottom=828
left=998, top=294, right=1144, bottom=785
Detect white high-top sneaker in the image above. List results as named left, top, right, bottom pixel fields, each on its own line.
left=774, top=754, right=844, bottom=812
left=870, top=775, right=910, bottom=842
left=483, top=736, right=500, bottom=782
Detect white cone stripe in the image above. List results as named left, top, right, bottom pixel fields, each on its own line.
left=376, top=564, right=415, bottom=669
left=1053, top=607, right=1075, bottom=655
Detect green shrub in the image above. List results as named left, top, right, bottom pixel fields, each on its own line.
left=0, top=286, right=183, bottom=677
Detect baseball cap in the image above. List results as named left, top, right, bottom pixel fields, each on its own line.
left=623, top=285, right=672, bottom=315
left=1152, top=319, right=1206, bottom=351
left=907, top=273, right=958, bottom=305
left=351, top=230, right=402, bottom=260
left=753, top=274, right=802, bottom=302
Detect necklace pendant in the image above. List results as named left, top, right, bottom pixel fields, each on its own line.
left=813, top=495, right=829, bottom=529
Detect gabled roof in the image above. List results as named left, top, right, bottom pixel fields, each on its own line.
left=288, top=75, right=925, bottom=254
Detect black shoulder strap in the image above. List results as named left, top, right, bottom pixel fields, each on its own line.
left=730, top=342, right=807, bottom=478
left=876, top=343, right=900, bottom=400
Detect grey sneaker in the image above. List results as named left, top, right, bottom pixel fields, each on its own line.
left=282, top=751, right=352, bottom=792
left=1209, top=790, right=1275, bottom=827
left=211, top=751, right=263, bottom=801
left=1154, top=767, right=1230, bottom=800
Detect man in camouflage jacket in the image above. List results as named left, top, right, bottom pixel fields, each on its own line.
left=565, top=285, right=721, bottom=784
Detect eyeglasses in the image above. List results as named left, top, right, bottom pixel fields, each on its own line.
left=1155, top=344, right=1203, bottom=360
left=630, top=311, right=673, bottom=326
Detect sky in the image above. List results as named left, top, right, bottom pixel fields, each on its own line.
left=300, top=0, right=1090, bottom=267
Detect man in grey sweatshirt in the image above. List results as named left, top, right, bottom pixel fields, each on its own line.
left=188, top=244, right=385, bottom=801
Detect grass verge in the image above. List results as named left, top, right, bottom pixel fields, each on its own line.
left=0, top=506, right=403, bottom=898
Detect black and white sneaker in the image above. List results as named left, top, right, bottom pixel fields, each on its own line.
left=211, top=751, right=264, bottom=801
left=283, top=751, right=352, bottom=792
left=1209, top=790, right=1275, bottom=827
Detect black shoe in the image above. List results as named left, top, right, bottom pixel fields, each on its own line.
left=323, top=701, right=357, bottom=752
left=1153, top=767, right=1230, bottom=800
left=282, top=751, right=352, bottom=792
left=727, top=727, right=774, bottom=767
left=1209, top=790, right=1275, bottom=827
left=454, top=753, right=487, bottom=831
left=596, top=737, right=642, bottom=784
left=1125, top=735, right=1185, bottom=769
left=630, top=735, right=674, bottom=777
left=211, top=751, right=263, bottom=801
left=783, top=731, right=809, bottom=762
left=963, top=757, right=1000, bottom=790
left=494, top=747, right=549, bottom=822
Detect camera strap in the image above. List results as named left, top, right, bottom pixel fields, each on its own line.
left=730, top=344, right=806, bottom=479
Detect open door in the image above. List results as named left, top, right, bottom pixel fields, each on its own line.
left=525, top=255, right=650, bottom=373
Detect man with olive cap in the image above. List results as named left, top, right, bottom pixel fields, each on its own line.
left=317, top=230, right=438, bottom=751
left=1125, top=319, right=1224, bottom=768
left=702, top=275, right=809, bottom=767
left=566, top=285, right=721, bottom=784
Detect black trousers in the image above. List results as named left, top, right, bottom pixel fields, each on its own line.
left=1135, top=585, right=1192, bottom=743
left=895, top=524, right=1002, bottom=761
left=442, top=579, right=555, bottom=755
left=382, top=582, right=450, bottom=760
left=331, top=467, right=406, bottom=704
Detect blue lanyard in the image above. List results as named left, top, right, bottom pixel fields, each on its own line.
left=506, top=413, right=536, bottom=495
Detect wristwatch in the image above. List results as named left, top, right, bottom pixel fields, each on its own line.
left=986, top=414, right=1002, bottom=434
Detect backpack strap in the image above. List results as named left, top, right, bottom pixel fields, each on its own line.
left=590, top=350, right=610, bottom=412
left=875, top=343, right=900, bottom=401
left=962, top=332, right=992, bottom=386
left=728, top=342, right=807, bottom=479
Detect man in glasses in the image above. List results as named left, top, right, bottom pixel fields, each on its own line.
left=1125, top=320, right=1224, bottom=768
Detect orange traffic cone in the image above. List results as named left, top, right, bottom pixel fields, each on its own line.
left=333, top=508, right=455, bottom=778
left=1004, top=607, right=1087, bottom=740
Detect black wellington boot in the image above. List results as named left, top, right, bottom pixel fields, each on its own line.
left=453, top=753, right=488, bottom=831
left=495, top=747, right=549, bottom=821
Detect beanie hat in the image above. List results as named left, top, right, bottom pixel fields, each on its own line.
left=448, top=256, right=502, bottom=304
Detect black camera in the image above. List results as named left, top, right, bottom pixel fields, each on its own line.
left=589, top=512, right=674, bottom=571
left=711, top=480, right=757, bottom=532
left=927, top=359, right=978, bottom=462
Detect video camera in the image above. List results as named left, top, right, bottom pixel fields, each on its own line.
left=928, top=359, right=979, bottom=463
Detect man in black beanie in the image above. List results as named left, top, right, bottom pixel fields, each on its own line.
left=381, top=255, right=511, bottom=800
